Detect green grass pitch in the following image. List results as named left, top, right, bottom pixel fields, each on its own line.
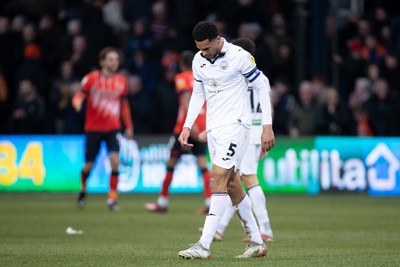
left=0, top=193, right=399, bottom=266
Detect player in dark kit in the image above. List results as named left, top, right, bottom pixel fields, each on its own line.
left=72, top=47, right=133, bottom=211
left=145, top=50, right=211, bottom=214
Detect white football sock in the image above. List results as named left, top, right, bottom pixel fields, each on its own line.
left=217, top=198, right=235, bottom=234
left=236, top=194, right=263, bottom=244
left=248, top=185, right=273, bottom=235
left=199, top=193, right=229, bottom=250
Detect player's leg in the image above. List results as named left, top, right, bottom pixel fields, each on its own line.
left=213, top=143, right=255, bottom=237
left=221, top=125, right=266, bottom=258
left=193, top=139, right=211, bottom=215
left=243, top=174, right=273, bottom=242
left=77, top=131, right=100, bottom=209
left=105, top=130, right=122, bottom=211
left=145, top=156, right=178, bottom=213
left=179, top=128, right=232, bottom=259
left=145, top=135, right=180, bottom=213
left=241, top=144, right=273, bottom=242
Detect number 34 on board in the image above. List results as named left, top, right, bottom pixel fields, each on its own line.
left=0, top=142, right=46, bottom=186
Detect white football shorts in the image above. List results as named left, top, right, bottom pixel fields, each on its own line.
left=207, top=124, right=250, bottom=171
left=240, top=144, right=261, bottom=176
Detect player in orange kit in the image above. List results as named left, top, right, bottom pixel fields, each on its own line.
left=145, top=50, right=211, bottom=214
left=72, top=47, right=133, bottom=211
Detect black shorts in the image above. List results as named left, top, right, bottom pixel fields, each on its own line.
left=169, top=134, right=206, bottom=158
left=84, top=130, right=120, bottom=162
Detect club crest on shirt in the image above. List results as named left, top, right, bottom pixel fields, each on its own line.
left=220, top=60, right=228, bottom=70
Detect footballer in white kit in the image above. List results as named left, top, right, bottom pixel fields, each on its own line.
left=178, top=21, right=274, bottom=260
left=241, top=73, right=271, bottom=175
left=184, top=38, right=272, bottom=171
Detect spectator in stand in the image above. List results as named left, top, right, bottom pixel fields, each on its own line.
left=265, top=13, right=292, bottom=63
left=372, top=6, right=391, bottom=44
left=128, top=48, right=161, bottom=93
left=360, top=35, right=386, bottom=64
left=288, top=81, right=321, bottom=137
left=10, top=79, right=46, bottom=134
left=123, top=17, right=155, bottom=70
left=382, top=55, right=400, bottom=95
left=149, top=0, right=170, bottom=56
left=269, top=42, right=295, bottom=87
left=270, top=78, right=295, bottom=135
left=15, top=44, right=47, bottom=96
left=348, top=77, right=371, bottom=111
left=52, top=19, right=82, bottom=69
left=102, top=0, right=129, bottom=38
left=50, top=61, right=80, bottom=134
left=37, top=14, right=63, bottom=76
left=356, top=18, right=372, bottom=44
left=334, top=39, right=367, bottom=103
left=0, top=16, right=15, bottom=98
left=126, top=74, right=156, bottom=133
left=67, top=35, right=96, bottom=78
left=364, top=79, right=398, bottom=136
left=81, top=0, right=116, bottom=56
left=366, top=63, right=381, bottom=84
left=352, top=106, right=373, bottom=136
left=153, top=65, right=179, bottom=133
left=316, top=86, right=350, bottom=135
left=238, top=22, right=271, bottom=74
left=0, top=70, right=9, bottom=133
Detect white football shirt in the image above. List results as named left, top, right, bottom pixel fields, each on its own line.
left=184, top=38, right=269, bottom=131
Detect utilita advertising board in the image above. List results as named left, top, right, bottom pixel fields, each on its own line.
left=0, top=135, right=399, bottom=196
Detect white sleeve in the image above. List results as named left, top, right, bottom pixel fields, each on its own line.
left=183, top=79, right=205, bottom=129
left=248, top=71, right=273, bottom=125
left=240, top=51, right=273, bottom=125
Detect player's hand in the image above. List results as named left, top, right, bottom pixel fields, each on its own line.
left=259, top=150, right=269, bottom=160
left=124, top=128, right=134, bottom=139
left=72, top=91, right=85, bottom=112
left=261, top=124, right=275, bottom=153
left=198, top=130, right=207, bottom=143
left=178, top=127, right=193, bottom=148
left=72, top=99, right=83, bottom=112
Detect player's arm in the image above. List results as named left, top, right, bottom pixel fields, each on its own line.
left=252, top=74, right=274, bottom=152
left=72, top=74, right=91, bottom=112
left=242, top=55, right=274, bottom=152
left=179, top=78, right=205, bottom=147
left=121, top=97, right=134, bottom=139
left=121, top=79, right=134, bottom=139
left=72, top=90, right=86, bottom=112
left=180, top=90, right=201, bottom=140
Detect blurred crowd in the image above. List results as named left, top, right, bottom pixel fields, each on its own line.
left=0, top=0, right=399, bottom=136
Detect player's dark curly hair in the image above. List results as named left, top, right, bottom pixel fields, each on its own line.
left=231, top=38, right=256, bottom=56
left=192, top=21, right=219, bottom=42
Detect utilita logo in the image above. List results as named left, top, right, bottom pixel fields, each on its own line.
left=263, top=142, right=400, bottom=194
left=320, top=143, right=399, bottom=192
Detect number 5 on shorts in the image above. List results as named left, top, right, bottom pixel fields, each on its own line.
left=227, top=143, right=237, bottom=157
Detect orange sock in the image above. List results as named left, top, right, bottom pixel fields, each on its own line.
left=160, top=167, right=174, bottom=197
left=108, top=172, right=118, bottom=201
left=201, top=168, right=211, bottom=199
